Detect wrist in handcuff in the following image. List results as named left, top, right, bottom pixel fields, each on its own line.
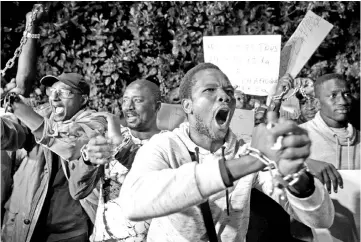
left=286, top=171, right=315, bottom=198
left=245, top=145, right=315, bottom=197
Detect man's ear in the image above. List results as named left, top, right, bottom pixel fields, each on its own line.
left=314, top=97, right=321, bottom=110
left=155, top=101, right=161, bottom=113
left=181, top=98, right=193, bottom=115
left=81, top=95, right=89, bottom=106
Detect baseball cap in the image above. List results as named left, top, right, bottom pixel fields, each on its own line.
left=40, top=72, right=90, bottom=95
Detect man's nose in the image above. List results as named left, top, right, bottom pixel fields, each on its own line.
left=217, top=90, right=231, bottom=103
left=336, top=94, right=347, bottom=105
left=49, top=91, right=60, bottom=101
left=122, top=100, right=135, bottom=110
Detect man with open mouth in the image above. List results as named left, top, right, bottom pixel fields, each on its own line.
left=1, top=5, right=108, bottom=242
left=119, top=63, right=334, bottom=241
left=69, top=79, right=163, bottom=242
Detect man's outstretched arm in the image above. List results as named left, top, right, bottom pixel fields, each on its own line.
left=13, top=4, right=45, bottom=97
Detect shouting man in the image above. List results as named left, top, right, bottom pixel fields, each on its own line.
left=119, top=63, right=334, bottom=241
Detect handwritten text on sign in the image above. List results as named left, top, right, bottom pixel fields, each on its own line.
left=279, top=11, right=333, bottom=78
left=203, top=35, right=281, bottom=96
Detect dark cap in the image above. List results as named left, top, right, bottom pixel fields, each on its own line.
left=40, top=72, right=90, bottom=95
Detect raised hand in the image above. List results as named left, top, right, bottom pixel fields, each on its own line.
left=274, top=73, right=293, bottom=98
left=93, top=112, right=124, bottom=145
left=251, top=111, right=311, bottom=176
left=26, top=4, right=47, bottom=26
left=86, top=134, right=114, bottom=166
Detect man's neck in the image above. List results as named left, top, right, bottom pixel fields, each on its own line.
left=189, top=126, right=224, bottom=153
left=130, top=126, right=160, bottom=140
left=320, top=112, right=347, bottom=128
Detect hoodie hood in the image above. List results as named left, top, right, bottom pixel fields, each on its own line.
left=173, top=122, right=241, bottom=161
left=302, top=111, right=360, bottom=170
left=312, top=112, right=357, bottom=146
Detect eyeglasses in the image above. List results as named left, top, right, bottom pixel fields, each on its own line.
left=46, top=87, right=81, bottom=99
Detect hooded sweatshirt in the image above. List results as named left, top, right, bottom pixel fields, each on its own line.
left=119, top=122, right=334, bottom=242
left=300, top=112, right=360, bottom=170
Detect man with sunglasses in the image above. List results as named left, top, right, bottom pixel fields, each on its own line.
left=1, top=72, right=107, bottom=242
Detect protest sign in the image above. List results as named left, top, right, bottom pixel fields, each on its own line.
left=279, top=10, right=333, bottom=79
left=157, top=103, right=186, bottom=131
left=268, top=11, right=333, bottom=111
left=230, top=109, right=254, bottom=142
left=312, top=170, right=360, bottom=242
left=203, top=35, right=281, bottom=96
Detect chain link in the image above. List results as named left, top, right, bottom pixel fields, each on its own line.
left=1, top=6, right=40, bottom=78
left=272, top=84, right=309, bottom=102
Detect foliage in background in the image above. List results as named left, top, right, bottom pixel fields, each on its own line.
left=1, top=1, right=360, bottom=113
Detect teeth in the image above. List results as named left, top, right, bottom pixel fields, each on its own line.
left=55, top=107, right=64, bottom=114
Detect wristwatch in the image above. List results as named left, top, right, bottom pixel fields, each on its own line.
left=80, top=144, right=93, bottom=166
left=23, top=31, right=40, bottom=39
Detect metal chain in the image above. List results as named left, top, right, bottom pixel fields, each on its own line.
left=1, top=6, right=40, bottom=77
left=272, top=84, right=310, bottom=102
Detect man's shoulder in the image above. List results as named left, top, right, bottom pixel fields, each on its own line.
left=299, top=119, right=313, bottom=130
left=149, top=130, right=176, bottom=142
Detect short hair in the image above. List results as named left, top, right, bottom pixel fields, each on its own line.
left=127, top=79, right=161, bottom=103
left=179, top=63, right=221, bottom=100
left=314, top=73, right=346, bottom=98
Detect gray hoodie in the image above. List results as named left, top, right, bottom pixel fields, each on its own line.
left=300, top=112, right=360, bottom=170
left=120, top=122, right=334, bottom=241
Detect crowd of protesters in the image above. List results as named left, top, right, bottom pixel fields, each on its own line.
left=1, top=5, right=360, bottom=242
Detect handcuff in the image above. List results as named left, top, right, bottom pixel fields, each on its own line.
left=3, top=92, right=21, bottom=113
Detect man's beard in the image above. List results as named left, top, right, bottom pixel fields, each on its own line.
left=195, top=114, right=216, bottom=140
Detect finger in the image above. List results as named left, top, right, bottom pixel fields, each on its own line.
left=316, top=173, right=324, bottom=184
left=88, top=135, right=108, bottom=145
left=88, top=144, right=112, bottom=153
left=330, top=166, right=343, bottom=189
left=322, top=171, right=332, bottom=193
left=89, top=151, right=112, bottom=159
left=271, top=121, right=308, bottom=137
left=326, top=166, right=338, bottom=193
left=266, top=111, right=278, bottom=125
left=93, top=112, right=113, bottom=118
left=280, top=145, right=310, bottom=160
left=90, top=158, right=109, bottom=165
left=281, top=134, right=311, bottom=148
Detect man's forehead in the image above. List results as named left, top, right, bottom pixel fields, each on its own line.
left=124, top=85, right=152, bottom=98
left=323, top=78, right=349, bottom=91
left=52, top=81, right=72, bottom=89
left=193, top=69, right=232, bottom=88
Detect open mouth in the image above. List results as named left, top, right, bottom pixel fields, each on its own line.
left=215, top=108, right=230, bottom=126
left=52, top=105, right=64, bottom=115
left=125, top=112, right=138, bottom=122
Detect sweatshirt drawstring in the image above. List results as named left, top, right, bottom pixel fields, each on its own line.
left=221, top=147, right=230, bottom=216
left=347, top=138, right=351, bottom=170
left=334, top=134, right=341, bottom=170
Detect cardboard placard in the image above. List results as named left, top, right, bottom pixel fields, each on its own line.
left=203, top=35, right=281, bottom=96
left=279, top=11, right=333, bottom=79
left=312, top=170, right=360, bottom=242
left=230, top=109, right=254, bottom=142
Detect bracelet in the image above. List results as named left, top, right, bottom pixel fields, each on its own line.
left=112, top=134, right=132, bottom=157
left=80, top=144, right=90, bottom=162
left=23, top=31, right=40, bottom=39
